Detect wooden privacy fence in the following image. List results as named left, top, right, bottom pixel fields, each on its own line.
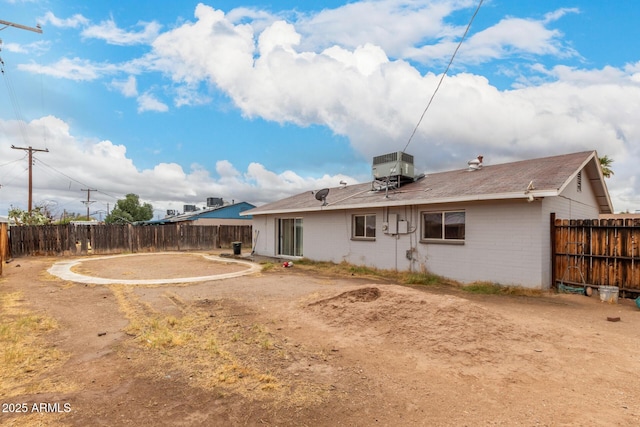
left=553, top=217, right=640, bottom=294
left=9, top=223, right=253, bottom=257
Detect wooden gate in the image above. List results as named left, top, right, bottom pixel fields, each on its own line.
left=553, top=217, right=640, bottom=295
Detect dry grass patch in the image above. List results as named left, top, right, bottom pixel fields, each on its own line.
left=461, top=281, right=543, bottom=296
left=0, top=413, right=70, bottom=427
left=292, top=258, right=456, bottom=287
left=108, top=285, right=325, bottom=406
left=286, top=259, right=542, bottom=297
left=0, top=292, right=73, bottom=398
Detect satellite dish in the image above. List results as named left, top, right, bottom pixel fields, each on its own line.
left=315, top=188, right=330, bottom=205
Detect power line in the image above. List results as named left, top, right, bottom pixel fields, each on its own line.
left=34, top=157, right=121, bottom=201
left=2, top=17, right=47, bottom=212
left=402, top=0, right=484, bottom=154
left=0, top=156, right=28, bottom=188
left=0, top=153, right=27, bottom=168
left=34, top=156, right=93, bottom=191
left=1, top=18, right=43, bottom=146
left=1, top=59, right=32, bottom=145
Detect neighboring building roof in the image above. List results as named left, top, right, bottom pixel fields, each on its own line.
left=244, top=151, right=612, bottom=216
left=600, top=213, right=640, bottom=219
left=144, top=202, right=255, bottom=224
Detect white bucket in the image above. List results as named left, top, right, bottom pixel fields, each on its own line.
left=599, top=286, right=619, bottom=304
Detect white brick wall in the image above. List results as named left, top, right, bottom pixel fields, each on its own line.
left=251, top=167, right=604, bottom=289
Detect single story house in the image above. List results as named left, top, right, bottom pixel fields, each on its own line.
left=242, top=151, right=613, bottom=289
left=144, top=202, right=255, bottom=226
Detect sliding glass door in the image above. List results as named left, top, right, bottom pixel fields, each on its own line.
left=278, top=218, right=303, bottom=257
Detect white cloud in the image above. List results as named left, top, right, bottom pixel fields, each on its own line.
left=38, top=11, right=89, bottom=28
left=454, top=17, right=575, bottom=63
left=36, top=12, right=161, bottom=48
left=295, top=0, right=469, bottom=60
left=1, top=42, right=27, bottom=54
left=543, top=8, right=580, bottom=24
left=0, top=116, right=355, bottom=216
left=81, top=19, right=161, bottom=46
left=110, top=75, right=138, bottom=97
left=149, top=4, right=255, bottom=87
left=173, top=85, right=211, bottom=108
left=18, top=57, right=117, bottom=81
left=0, top=40, right=49, bottom=55
left=137, top=92, right=168, bottom=113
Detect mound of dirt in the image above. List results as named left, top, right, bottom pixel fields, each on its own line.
left=306, top=285, right=549, bottom=371
left=308, top=286, right=381, bottom=305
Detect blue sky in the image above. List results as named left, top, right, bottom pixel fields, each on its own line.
left=1, top=0, right=639, bottom=218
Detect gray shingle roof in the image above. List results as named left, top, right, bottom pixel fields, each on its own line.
left=245, top=151, right=612, bottom=215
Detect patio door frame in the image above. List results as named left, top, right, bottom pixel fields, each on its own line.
left=277, top=217, right=303, bottom=257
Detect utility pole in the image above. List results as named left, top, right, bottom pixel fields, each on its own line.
left=0, top=19, right=43, bottom=34
left=81, top=189, right=97, bottom=220
left=11, top=145, right=49, bottom=212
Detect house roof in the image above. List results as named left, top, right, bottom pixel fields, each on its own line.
left=143, top=202, right=255, bottom=224
left=244, top=151, right=613, bottom=216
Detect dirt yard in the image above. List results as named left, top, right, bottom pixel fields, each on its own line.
left=1, top=252, right=639, bottom=426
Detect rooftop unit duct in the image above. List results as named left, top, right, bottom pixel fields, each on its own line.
left=372, top=151, right=415, bottom=185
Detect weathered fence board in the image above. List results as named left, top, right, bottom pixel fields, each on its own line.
left=0, top=223, right=8, bottom=275
left=554, top=218, right=640, bottom=294
left=9, top=223, right=251, bottom=257
left=218, top=225, right=253, bottom=249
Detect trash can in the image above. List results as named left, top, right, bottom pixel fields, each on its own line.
left=232, top=242, right=242, bottom=255
left=599, top=286, right=619, bottom=304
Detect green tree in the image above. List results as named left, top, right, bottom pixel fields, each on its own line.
left=8, top=206, right=51, bottom=225
left=599, top=155, right=614, bottom=178
left=105, top=193, right=153, bottom=224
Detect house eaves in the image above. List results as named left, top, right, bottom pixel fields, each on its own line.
left=243, top=190, right=564, bottom=216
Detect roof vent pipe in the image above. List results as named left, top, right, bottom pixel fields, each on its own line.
left=467, top=155, right=483, bottom=171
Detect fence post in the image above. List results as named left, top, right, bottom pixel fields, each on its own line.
left=127, top=224, right=133, bottom=253
left=0, top=223, right=7, bottom=275
left=550, top=212, right=556, bottom=289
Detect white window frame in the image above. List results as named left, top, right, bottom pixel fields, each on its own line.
left=277, top=217, right=303, bottom=257
left=352, top=213, right=376, bottom=240
left=421, top=210, right=465, bottom=244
